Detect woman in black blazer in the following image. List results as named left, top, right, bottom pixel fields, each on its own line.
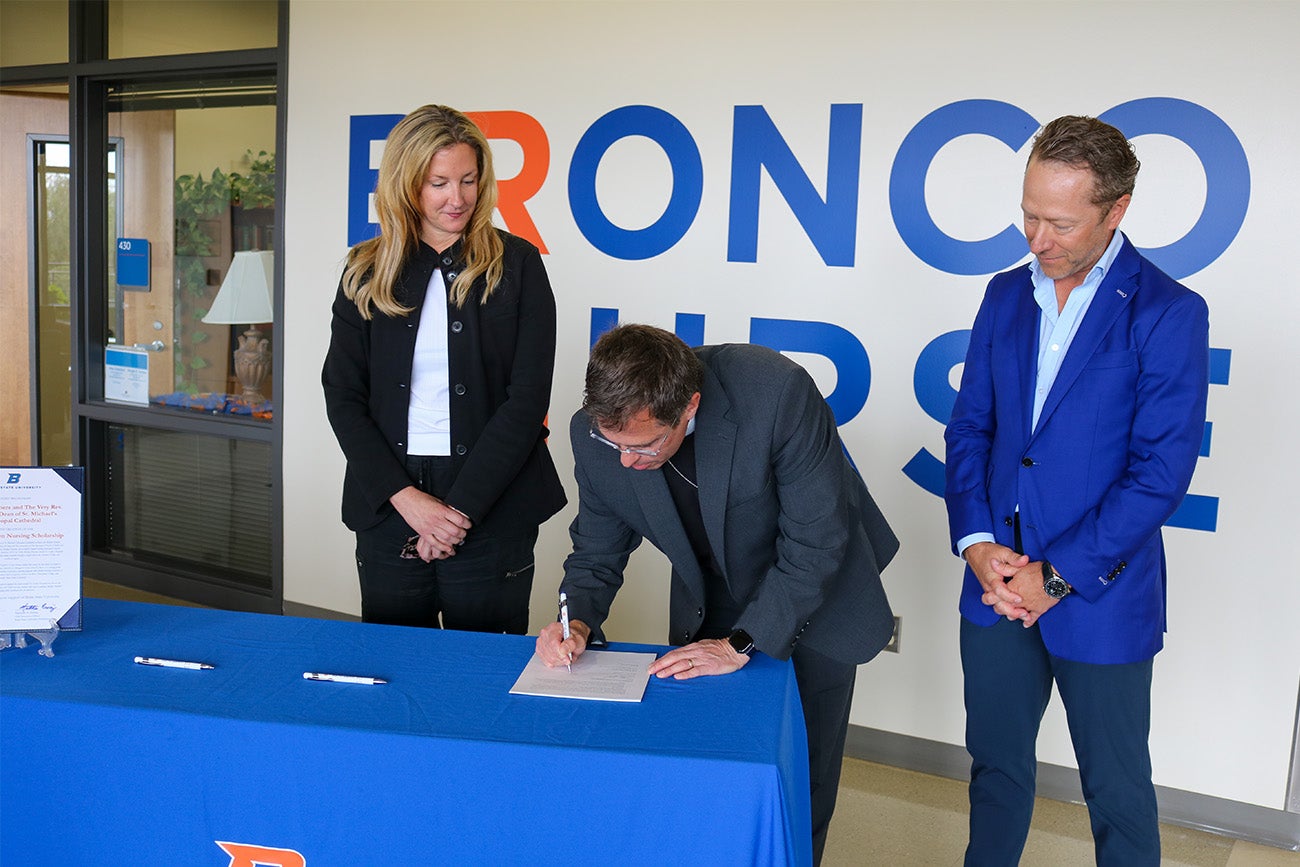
left=323, top=105, right=566, bottom=632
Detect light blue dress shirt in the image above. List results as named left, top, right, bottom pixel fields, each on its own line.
left=955, top=230, right=1126, bottom=558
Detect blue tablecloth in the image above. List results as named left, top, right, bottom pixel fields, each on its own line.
left=1, top=599, right=811, bottom=865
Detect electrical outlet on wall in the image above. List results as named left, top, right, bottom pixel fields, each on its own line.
left=884, top=616, right=901, bottom=653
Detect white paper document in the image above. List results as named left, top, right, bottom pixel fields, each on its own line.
left=510, top=650, right=657, bottom=702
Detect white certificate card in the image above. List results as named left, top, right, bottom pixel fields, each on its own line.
left=510, top=650, right=657, bottom=702
left=0, top=467, right=84, bottom=632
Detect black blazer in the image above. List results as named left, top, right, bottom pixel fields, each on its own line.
left=322, top=231, right=566, bottom=534
left=561, top=344, right=898, bottom=665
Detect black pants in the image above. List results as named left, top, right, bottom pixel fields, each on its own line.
left=793, top=644, right=857, bottom=866
left=354, top=455, right=538, bottom=634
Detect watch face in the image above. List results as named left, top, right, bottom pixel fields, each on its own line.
left=728, top=630, right=755, bottom=655
left=1041, top=561, right=1069, bottom=599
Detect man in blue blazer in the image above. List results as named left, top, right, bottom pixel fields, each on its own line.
left=945, top=116, right=1210, bottom=865
left=536, top=324, right=898, bottom=864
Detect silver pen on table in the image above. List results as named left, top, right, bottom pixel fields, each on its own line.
left=134, top=656, right=214, bottom=670
left=303, top=672, right=388, bottom=685
left=559, top=591, right=572, bottom=672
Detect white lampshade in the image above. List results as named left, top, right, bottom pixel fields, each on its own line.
left=203, top=250, right=274, bottom=325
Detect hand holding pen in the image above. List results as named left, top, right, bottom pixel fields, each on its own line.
left=559, top=592, right=572, bottom=672
left=535, top=596, right=589, bottom=670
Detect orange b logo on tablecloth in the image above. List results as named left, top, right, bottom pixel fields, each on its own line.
left=216, top=841, right=306, bottom=867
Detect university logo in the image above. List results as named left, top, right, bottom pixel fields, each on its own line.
left=216, top=841, right=306, bottom=867
left=7, top=473, right=20, bottom=484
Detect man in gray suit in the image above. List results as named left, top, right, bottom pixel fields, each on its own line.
left=535, top=324, right=897, bottom=863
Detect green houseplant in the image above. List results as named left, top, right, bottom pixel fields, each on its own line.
left=172, top=151, right=275, bottom=394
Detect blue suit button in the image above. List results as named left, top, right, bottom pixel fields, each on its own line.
left=1021, top=457, right=1034, bottom=467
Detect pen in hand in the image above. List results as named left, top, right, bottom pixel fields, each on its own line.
left=559, top=591, right=572, bottom=672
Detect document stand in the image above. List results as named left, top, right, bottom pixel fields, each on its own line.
left=1, top=620, right=61, bottom=658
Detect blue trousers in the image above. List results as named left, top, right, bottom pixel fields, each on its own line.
left=960, top=616, right=1159, bottom=866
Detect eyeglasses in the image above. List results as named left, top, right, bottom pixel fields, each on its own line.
left=589, top=425, right=671, bottom=457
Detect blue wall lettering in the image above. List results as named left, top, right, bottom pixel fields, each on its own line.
left=1099, top=98, right=1250, bottom=280
left=902, top=330, right=971, bottom=496
left=890, top=100, right=1039, bottom=276
left=587, top=311, right=871, bottom=425
left=348, top=113, right=403, bottom=246
left=890, top=98, right=1249, bottom=280
left=569, top=105, right=704, bottom=260
left=728, top=104, right=863, bottom=267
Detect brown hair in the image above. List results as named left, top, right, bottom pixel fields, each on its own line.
left=583, top=324, right=704, bottom=429
left=1029, top=115, right=1140, bottom=206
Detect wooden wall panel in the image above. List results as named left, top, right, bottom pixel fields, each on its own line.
left=0, top=91, right=67, bottom=465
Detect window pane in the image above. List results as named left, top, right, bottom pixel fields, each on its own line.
left=0, top=1, right=69, bottom=66
left=105, top=77, right=277, bottom=420
left=107, top=0, right=277, bottom=58
left=101, top=423, right=272, bottom=591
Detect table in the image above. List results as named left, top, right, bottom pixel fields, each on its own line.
left=1, top=599, right=811, bottom=865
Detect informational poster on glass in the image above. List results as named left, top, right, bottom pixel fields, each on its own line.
left=0, top=467, right=84, bottom=635
left=104, top=347, right=150, bottom=406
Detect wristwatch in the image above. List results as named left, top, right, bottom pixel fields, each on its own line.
left=727, top=629, right=756, bottom=656
left=1041, top=560, right=1071, bottom=599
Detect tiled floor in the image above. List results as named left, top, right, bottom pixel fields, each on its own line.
left=85, top=580, right=1298, bottom=865
left=824, top=758, right=1300, bottom=866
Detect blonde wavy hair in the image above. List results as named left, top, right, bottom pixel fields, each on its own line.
left=341, top=105, right=503, bottom=318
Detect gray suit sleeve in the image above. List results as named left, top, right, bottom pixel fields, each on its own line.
left=559, top=414, right=642, bottom=645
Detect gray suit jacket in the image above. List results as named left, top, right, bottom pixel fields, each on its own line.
left=562, top=344, right=898, bottom=664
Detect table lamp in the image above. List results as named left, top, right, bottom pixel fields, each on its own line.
left=202, top=250, right=274, bottom=402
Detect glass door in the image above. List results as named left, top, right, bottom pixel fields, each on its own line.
left=83, top=74, right=280, bottom=605
left=32, top=137, right=122, bottom=466
left=32, top=139, right=73, bottom=466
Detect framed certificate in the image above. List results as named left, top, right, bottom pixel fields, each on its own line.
left=0, top=467, right=84, bottom=633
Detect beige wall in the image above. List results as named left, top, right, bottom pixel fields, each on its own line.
left=285, top=0, right=1300, bottom=815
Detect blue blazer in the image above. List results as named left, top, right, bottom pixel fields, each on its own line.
left=944, top=235, right=1209, bottom=664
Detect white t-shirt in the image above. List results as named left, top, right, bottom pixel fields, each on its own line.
left=406, top=268, right=451, bottom=456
